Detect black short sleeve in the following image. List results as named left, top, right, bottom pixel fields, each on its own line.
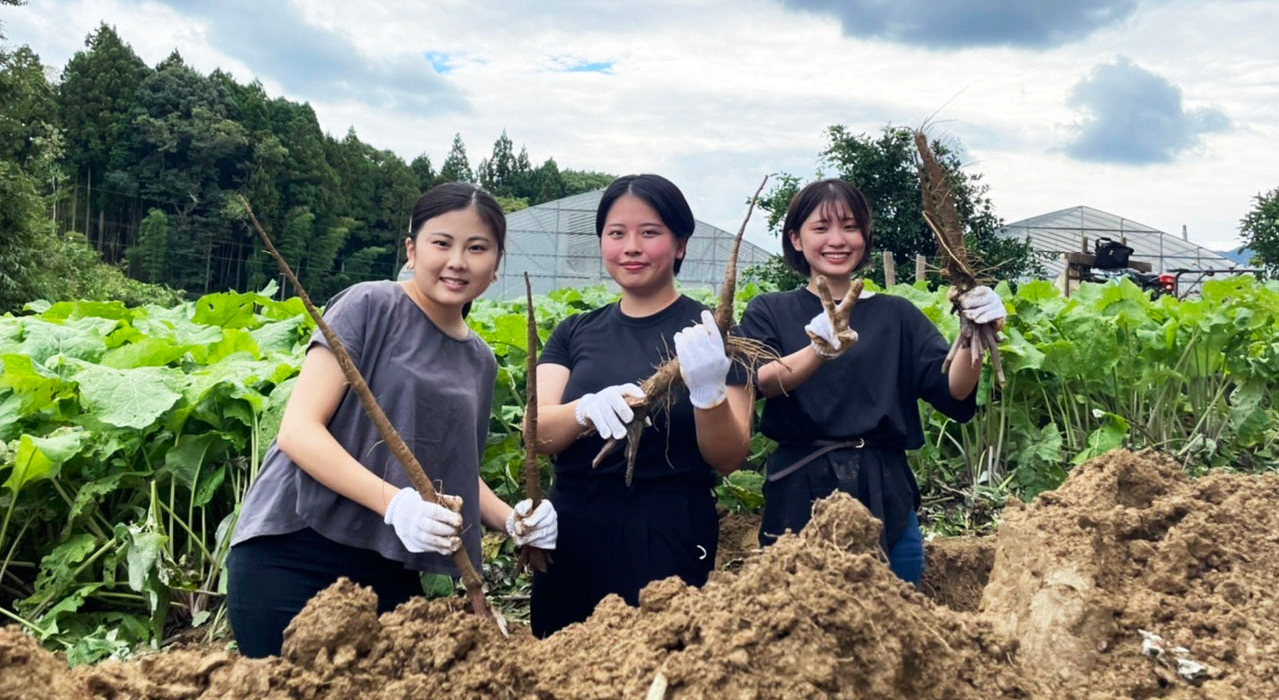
left=538, top=312, right=579, bottom=369
left=737, top=289, right=977, bottom=449
left=538, top=295, right=743, bottom=486
left=738, top=295, right=782, bottom=355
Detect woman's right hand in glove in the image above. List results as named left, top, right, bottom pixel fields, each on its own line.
left=574, top=383, right=645, bottom=440
left=383, top=487, right=463, bottom=555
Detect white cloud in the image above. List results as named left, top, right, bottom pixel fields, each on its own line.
left=5, top=0, right=1276, bottom=251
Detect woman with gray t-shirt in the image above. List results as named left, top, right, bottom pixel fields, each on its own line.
left=226, top=184, right=557, bottom=657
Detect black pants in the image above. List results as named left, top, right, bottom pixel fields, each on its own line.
left=530, top=480, right=718, bottom=638
left=226, top=527, right=422, bottom=658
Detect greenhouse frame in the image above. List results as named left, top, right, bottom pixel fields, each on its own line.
left=997, top=205, right=1239, bottom=282
left=400, top=190, right=776, bottom=300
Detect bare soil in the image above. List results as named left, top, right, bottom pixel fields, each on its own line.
left=2, top=449, right=1275, bottom=699
left=922, top=535, right=995, bottom=612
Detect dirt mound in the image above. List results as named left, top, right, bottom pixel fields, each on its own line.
left=8, top=449, right=1279, bottom=699
left=984, top=448, right=1279, bottom=698
left=0, top=626, right=81, bottom=700
left=922, top=536, right=994, bottom=612
left=534, top=492, right=1025, bottom=699
left=5, top=493, right=1027, bottom=700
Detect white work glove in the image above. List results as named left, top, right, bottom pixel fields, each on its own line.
left=383, top=487, right=463, bottom=555
left=804, top=310, right=845, bottom=359
left=505, top=499, right=557, bottom=550
left=674, top=310, right=732, bottom=409
left=575, top=383, right=644, bottom=440
left=958, top=286, right=1007, bottom=325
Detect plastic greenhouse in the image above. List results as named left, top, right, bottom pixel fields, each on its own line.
left=399, top=190, right=776, bottom=300
left=997, top=206, right=1238, bottom=283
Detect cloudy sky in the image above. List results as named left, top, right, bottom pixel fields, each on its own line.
left=6, top=0, right=1277, bottom=253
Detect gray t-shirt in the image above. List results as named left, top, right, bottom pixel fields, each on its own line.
left=232, top=280, right=495, bottom=575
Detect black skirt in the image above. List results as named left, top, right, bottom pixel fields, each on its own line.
left=530, top=477, right=718, bottom=638
left=759, top=444, right=919, bottom=553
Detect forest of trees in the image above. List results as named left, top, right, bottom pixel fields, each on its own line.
left=1, top=23, right=613, bottom=307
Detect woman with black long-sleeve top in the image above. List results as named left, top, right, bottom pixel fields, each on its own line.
left=738, top=179, right=1006, bottom=586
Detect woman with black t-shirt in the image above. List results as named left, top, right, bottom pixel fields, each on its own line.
left=738, top=179, right=1006, bottom=587
left=529, top=174, right=753, bottom=637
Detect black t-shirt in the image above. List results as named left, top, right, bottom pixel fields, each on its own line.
left=738, top=288, right=976, bottom=449
left=539, top=295, right=746, bottom=487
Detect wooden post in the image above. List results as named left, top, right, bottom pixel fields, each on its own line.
left=882, top=251, right=896, bottom=286
left=915, top=254, right=926, bottom=283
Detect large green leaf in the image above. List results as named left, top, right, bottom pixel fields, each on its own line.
left=251, top=315, right=307, bottom=355
left=1072, top=411, right=1130, bottom=465
left=73, top=364, right=184, bottom=429
left=192, top=291, right=259, bottom=329
left=100, top=337, right=192, bottom=369
left=0, top=353, right=74, bottom=414
left=4, top=429, right=86, bottom=492
left=18, top=318, right=117, bottom=364
left=162, top=433, right=223, bottom=490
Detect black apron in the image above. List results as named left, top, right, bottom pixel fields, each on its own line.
left=530, top=476, right=718, bottom=638
left=759, top=442, right=919, bottom=553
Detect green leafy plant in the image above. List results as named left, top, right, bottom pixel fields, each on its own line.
left=3, top=274, right=1277, bottom=661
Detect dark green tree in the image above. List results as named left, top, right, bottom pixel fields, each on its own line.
left=439, top=133, right=472, bottom=183
left=478, top=130, right=516, bottom=196
left=534, top=157, right=565, bottom=204
left=410, top=153, right=435, bottom=191
left=0, top=45, right=58, bottom=166
left=127, top=208, right=168, bottom=283
left=1239, top=187, right=1279, bottom=277
left=57, top=25, right=149, bottom=202
left=561, top=169, right=615, bottom=196
left=0, top=161, right=45, bottom=311
left=759, top=125, right=1038, bottom=286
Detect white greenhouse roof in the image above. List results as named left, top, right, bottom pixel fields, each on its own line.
left=400, top=189, right=776, bottom=300
left=997, top=205, right=1238, bottom=281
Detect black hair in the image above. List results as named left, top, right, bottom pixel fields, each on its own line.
left=780, top=179, right=874, bottom=276
left=595, top=174, right=695, bottom=275
left=407, top=182, right=506, bottom=317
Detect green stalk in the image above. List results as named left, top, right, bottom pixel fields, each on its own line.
left=0, top=517, right=33, bottom=593
left=153, top=498, right=215, bottom=563
left=0, top=603, right=49, bottom=636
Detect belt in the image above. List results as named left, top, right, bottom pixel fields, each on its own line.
left=766, top=438, right=866, bottom=482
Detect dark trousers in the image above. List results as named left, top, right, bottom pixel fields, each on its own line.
left=530, top=480, right=718, bottom=638
left=226, top=527, right=422, bottom=658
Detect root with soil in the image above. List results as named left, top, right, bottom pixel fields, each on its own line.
left=518, top=272, right=550, bottom=573
left=913, top=129, right=1005, bottom=384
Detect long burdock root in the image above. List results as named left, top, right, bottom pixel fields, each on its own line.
left=589, top=176, right=774, bottom=484
left=810, top=275, right=863, bottom=354
left=240, top=196, right=504, bottom=634
left=914, top=128, right=1005, bottom=386
left=518, top=273, right=550, bottom=574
